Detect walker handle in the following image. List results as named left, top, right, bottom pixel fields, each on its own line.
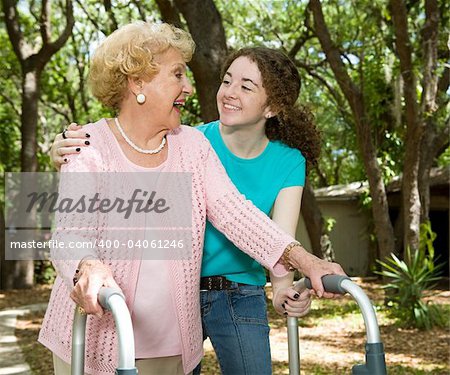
left=71, top=287, right=137, bottom=375
left=301, top=276, right=387, bottom=374
left=98, top=287, right=126, bottom=310
left=304, top=274, right=350, bottom=294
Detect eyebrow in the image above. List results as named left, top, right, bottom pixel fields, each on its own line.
left=172, top=63, right=187, bottom=71
left=224, top=72, right=259, bottom=87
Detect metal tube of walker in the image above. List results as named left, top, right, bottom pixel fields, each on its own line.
left=302, top=275, right=387, bottom=375
left=287, top=316, right=300, bottom=375
left=71, top=287, right=137, bottom=375
left=286, top=278, right=307, bottom=375
left=71, top=306, right=87, bottom=375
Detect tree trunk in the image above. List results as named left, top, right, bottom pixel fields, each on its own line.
left=390, top=0, right=423, bottom=251
left=0, top=204, right=5, bottom=289
left=7, top=68, right=43, bottom=289
left=308, top=0, right=396, bottom=261
left=418, top=123, right=436, bottom=222
left=301, top=181, right=326, bottom=259
left=21, top=69, right=40, bottom=172
left=2, top=0, right=74, bottom=289
left=173, top=0, right=227, bottom=122
left=419, top=4, right=449, bottom=223
left=390, top=0, right=443, bottom=251
left=1, top=68, right=41, bottom=290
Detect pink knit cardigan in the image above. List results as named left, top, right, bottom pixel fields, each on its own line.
left=38, top=119, right=294, bottom=374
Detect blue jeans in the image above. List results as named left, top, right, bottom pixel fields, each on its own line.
left=193, top=282, right=272, bottom=375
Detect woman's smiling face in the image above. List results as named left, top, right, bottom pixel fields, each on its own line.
left=216, top=56, right=271, bottom=129
left=140, top=48, right=193, bottom=130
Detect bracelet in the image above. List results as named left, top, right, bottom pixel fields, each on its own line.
left=280, top=241, right=301, bottom=271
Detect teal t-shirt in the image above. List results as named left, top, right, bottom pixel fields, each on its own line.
left=197, top=121, right=306, bottom=285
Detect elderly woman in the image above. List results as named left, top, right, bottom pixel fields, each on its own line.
left=39, top=21, right=344, bottom=375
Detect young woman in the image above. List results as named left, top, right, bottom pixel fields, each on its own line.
left=51, top=46, right=343, bottom=374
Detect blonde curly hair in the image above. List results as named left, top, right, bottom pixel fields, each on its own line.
left=88, top=21, right=195, bottom=109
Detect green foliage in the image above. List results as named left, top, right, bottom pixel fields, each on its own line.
left=436, top=146, right=450, bottom=167
left=0, top=25, right=21, bottom=174
left=34, top=261, right=56, bottom=285
left=324, top=217, right=336, bottom=233
left=376, top=222, right=445, bottom=330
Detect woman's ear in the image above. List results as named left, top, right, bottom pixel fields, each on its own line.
left=127, top=77, right=147, bottom=105
left=127, top=76, right=143, bottom=95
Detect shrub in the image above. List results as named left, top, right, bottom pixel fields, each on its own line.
left=376, top=222, right=445, bottom=330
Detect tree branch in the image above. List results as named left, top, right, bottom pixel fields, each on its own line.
left=295, top=59, right=352, bottom=122
left=40, top=0, right=51, bottom=45
left=389, top=0, right=419, bottom=128
left=2, top=0, right=27, bottom=61
left=103, top=0, right=118, bottom=34
left=288, top=30, right=314, bottom=59
left=437, top=66, right=449, bottom=105
left=420, top=0, right=439, bottom=115
left=74, top=0, right=107, bottom=35
left=154, top=0, right=182, bottom=27
left=130, top=0, right=147, bottom=21
left=70, top=30, right=90, bottom=113
left=435, top=117, right=450, bottom=157
left=0, top=92, right=21, bottom=117
left=39, top=98, right=71, bottom=123
left=29, top=0, right=40, bottom=22
left=307, top=0, right=362, bottom=115
left=43, top=0, right=74, bottom=56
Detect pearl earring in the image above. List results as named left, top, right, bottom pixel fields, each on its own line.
left=136, top=93, right=146, bottom=104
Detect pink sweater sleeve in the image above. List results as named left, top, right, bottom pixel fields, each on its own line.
left=203, top=140, right=292, bottom=277
left=51, top=145, right=104, bottom=288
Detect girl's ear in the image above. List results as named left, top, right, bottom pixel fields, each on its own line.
left=264, top=107, right=278, bottom=119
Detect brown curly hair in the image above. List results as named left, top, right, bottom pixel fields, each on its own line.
left=221, top=47, right=321, bottom=170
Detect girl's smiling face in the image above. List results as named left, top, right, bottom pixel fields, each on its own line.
left=216, top=56, right=272, bottom=129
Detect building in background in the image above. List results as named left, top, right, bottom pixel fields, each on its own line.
left=297, top=167, right=449, bottom=277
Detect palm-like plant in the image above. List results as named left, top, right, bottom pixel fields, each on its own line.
left=376, top=222, right=444, bottom=329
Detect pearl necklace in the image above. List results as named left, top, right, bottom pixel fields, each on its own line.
left=114, top=117, right=166, bottom=155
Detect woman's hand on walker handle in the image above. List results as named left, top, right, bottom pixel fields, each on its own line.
left=51, top=123, right=90, bottom=170
left=287, top=245, right=347, bottom=299
left=70, top=259, right=121, bottom=318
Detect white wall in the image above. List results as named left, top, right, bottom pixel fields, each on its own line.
left=296, top=200, right=371, bottom=276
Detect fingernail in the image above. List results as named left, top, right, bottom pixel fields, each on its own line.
left=318, top=291, right=323, bottom=298
left=281, top=303, right=285, bottom=309
left=76, top=148, right=81, bottom=152
left=85, top=141, right=90, bottom=145
left=64, top=158, right=67, bottom=162
left=294, top=293, right=299, bottom=299
left=284, top=300, right=288, bottom=304
left=86, top=133, right=90, bottom=138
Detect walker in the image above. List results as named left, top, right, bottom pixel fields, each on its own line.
left=71, top=287, right=138, bottom=375
left=71, top=277, right=387, bottom=375
left=287, top=275, right=387, bottom=375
